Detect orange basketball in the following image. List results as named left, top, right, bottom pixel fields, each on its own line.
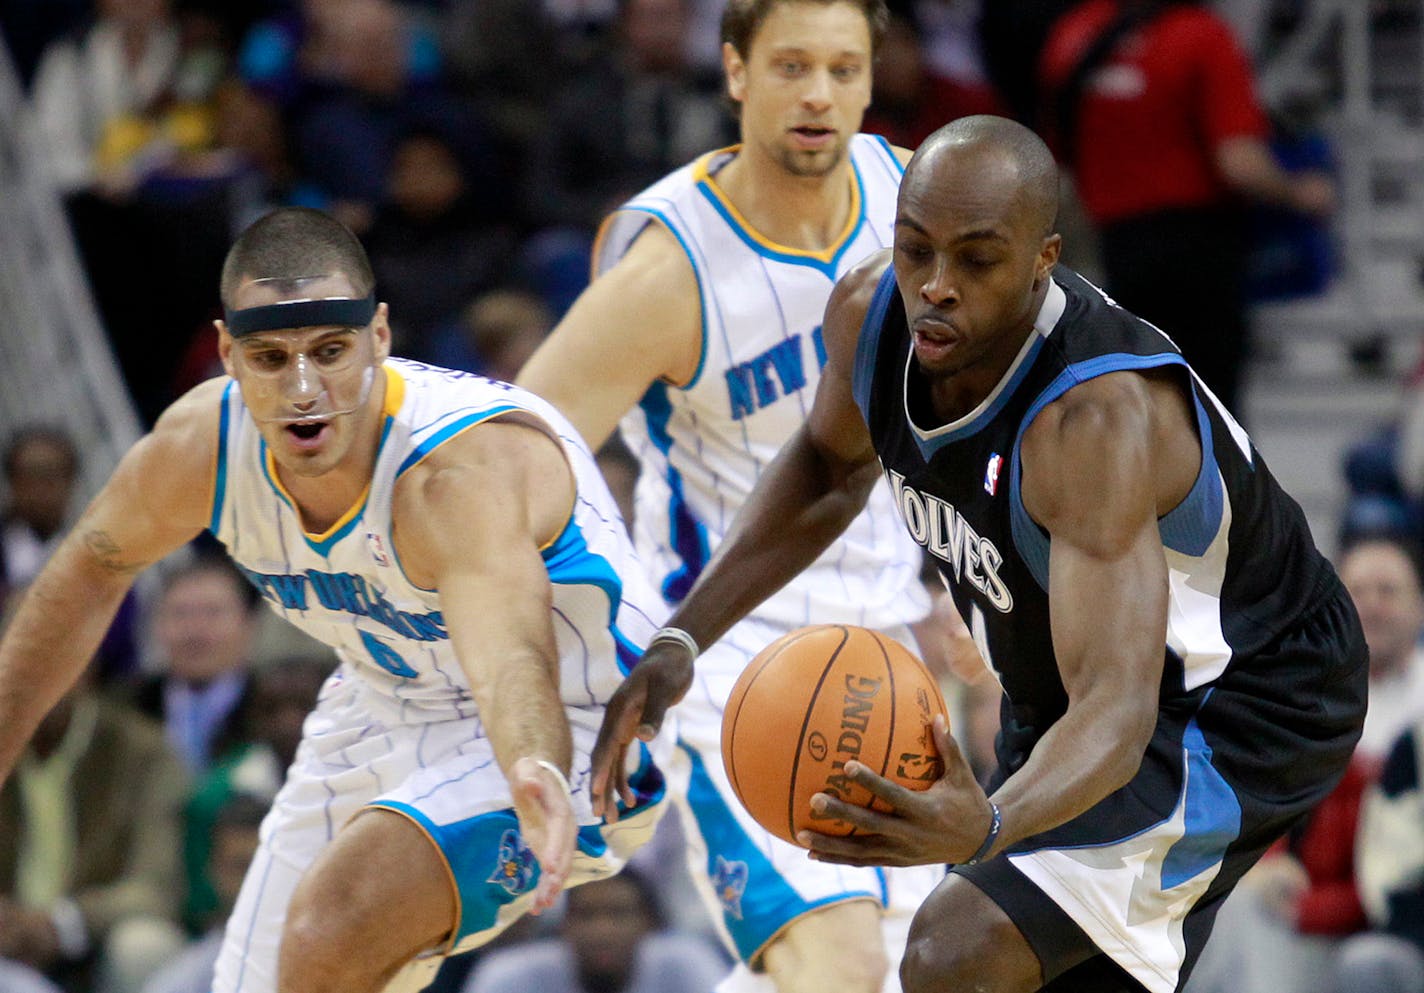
left=721, top=624, right=949, bottom=847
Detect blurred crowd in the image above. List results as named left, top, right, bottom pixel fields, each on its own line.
left=2, top=1, right=1423, bottom=992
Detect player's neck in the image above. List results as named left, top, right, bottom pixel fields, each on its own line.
left=716, top=145, right=855, bottom=252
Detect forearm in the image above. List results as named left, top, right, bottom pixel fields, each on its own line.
left=984, top=701, right=1152, bottom=858
left=0, top=538, right=132, bottom=782
left=667, top=426, right=876, bottom=649
left=480, top=649, right=574, bottom=776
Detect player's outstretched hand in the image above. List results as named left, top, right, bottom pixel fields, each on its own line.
left=590, top=638, right=695, bottom=821
left=510, top=756, right=578, bottom=915
left=796, top=715, right=996, bottom=867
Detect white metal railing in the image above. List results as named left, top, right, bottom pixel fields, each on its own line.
left=0, top=41, right=142, bottom=504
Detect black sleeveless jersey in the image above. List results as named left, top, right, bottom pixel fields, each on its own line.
left=851, top=265, right=1338, bottom=726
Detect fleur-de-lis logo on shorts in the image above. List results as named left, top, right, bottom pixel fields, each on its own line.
left=713, top=855, right=749, bottom=920
left=487, top=828, right=538, bottom=896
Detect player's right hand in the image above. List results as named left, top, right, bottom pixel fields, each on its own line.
left=590, top=639, right=694, bottom=820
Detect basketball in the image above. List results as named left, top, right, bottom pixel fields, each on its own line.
left=721, top=624, right=949, bottom=847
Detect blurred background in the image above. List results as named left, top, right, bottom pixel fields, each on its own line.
left=1, top=2, right=1424, bottom=993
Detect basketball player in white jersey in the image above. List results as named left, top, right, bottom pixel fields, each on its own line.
left=516, top=3, right=949, bottom=992
left=0, top=208, right=671, bottom=993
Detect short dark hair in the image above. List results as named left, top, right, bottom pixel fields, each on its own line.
left=720, top=0, right=888, bottom=59
left=3, top=424, right=78, bottom=480
left=220, top=207, right=374, bottom=308
left=161, top=553, right=262, bottom=613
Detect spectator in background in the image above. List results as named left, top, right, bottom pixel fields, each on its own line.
left=127, top=556, right=260, bottom=778
left=1335, top=718, right=1424, bottom=993
left=1, top=428, right=140, bottom=683
left=181, top=656, right=330, bottom=932
left=464, top=866, right=727, bottom=993
left=523, top=0, right=731, bottom=233
left=0, top=0, right=90, bottom=89
left=364, top=127, right=516, bottom=362
left=1187, top=537, right=1424, bottom=993
left=425, top=289, right=555, bottom=381
left=0, top=653, right=187, bottom=993
left=141, top=794, right=267, bottom=993
left=1038, top=0, right=1334, bottom=417
left=861, top=11, right=1004, bottom=150
left=977, top=0, right=1078, bottom=127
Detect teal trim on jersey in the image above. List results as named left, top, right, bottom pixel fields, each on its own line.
left=370, top=801, right=613, bottom=942
left=613, top=206, right=710, bottom=389
left=638, top=382, right=712, bottom=604
left=257, top=412, right=395, bottom=556
left=612, top=625, right=643, bottom=676
left=617, top=740, right=669, bottom=819
left=208, top=381, right=235, bottom=535
left=396, top=405, right=519, bottom=477
left=694, top=158, right=869, bottom=281
left=870, top=134, right=905, bottom=176
left=679, top=742, right=882, bottom=964
left=1156, top=393, right=1225, bottom=557
left=851, top=266, right=899, bottom=423
left=541, top=513, right=623, bottom=624
left=1008, top=352, right=1189, bottom=591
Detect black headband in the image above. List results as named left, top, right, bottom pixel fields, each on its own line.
left=224, top=293, right=377, bottom=337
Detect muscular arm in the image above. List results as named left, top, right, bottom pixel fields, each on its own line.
left=984, top=371, right=1181, bottom=854
left=394, top=419, right=579, bottom=905
left=0, top=383, right=219, bottom=784
left=516, top=221, right=702, bottom=450
left=660, top=255, right=889, bottom=652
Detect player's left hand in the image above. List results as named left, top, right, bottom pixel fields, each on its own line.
left=510, top=757, right=578, bottom=915
left=796, top=715, right=997, bottom=867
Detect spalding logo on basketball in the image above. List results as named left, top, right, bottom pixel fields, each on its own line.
left=721, top=624, right=949, bottom=846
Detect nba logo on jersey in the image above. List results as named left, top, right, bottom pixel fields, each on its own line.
left=984, top=454, right=1003, bottom=496
left=366, top=532, right=391, bottom=567
left=712, top=855, right=748, bottom=920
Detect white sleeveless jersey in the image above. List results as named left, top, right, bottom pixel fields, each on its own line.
left=594, top=135, right=930, bottom=630
left=209, top=358, right=665, bottom=726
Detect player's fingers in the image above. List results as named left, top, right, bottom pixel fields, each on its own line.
left=591, top=691, right=646, bottom=817
left=841, top=760, right=917, bottom=810
left=807, top=790, right=896, bottom=833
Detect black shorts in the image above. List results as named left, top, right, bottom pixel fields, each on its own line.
left=953, top=578, right=1367, bottom=993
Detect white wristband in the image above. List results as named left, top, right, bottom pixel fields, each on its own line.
left=533, top=759, right=573, bottom=802
left=650, top=626, right=699, bottom=657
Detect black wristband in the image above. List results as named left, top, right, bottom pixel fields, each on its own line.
left=963, top=801, right=1002, bottom=866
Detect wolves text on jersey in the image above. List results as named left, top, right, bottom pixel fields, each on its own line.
left=886, top=470, right=1013, bottom=613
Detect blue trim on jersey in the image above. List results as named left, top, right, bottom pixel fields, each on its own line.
left=258, top=414, right=396, bottom=556
left=541, top=514, right=623, bottom=624
left=371, top=801, right=614, bottom=943
left=1156, top=394, right=1224, bottom=557
left=638, top=382, right=712, bottom=604
left=693, top=160, right=868, bottom=281
left=1008, top=352, right=1189, bottom=591
left=1161, top=707, right=1242, bottom=888
left=612, top=625, right=643, bottom=676
left=870, top=134, right=905, bottom=177
left=396, top=405, right=519, bottom=476
left=917, top=334, right=1048, bottom=457
left=851, top=267, right=899, bottom=423
left=681, top=742, right=881, bottom=963
left=617, top=741, right=668, bottom=819
left=209, top=381, right=235, bottom=534
left=614, top=205, right=710, bottom=389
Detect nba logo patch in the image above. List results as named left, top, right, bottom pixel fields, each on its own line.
left=366, top=532, right=390, bottom=567
left=712, top=855, right=749, bottom=920
left=984, top=453, right=1003, bottom=496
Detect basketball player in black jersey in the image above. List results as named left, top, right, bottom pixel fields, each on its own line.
left=590, top=115, right=1368, bottom=993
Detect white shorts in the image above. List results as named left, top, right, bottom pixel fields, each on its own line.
left=671, top=615, right=945, bottom=972
left=213, top=667, right=670, bottom=993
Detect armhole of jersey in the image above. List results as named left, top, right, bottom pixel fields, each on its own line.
left=869, top=133, right=906, bottom=177
left=851, top=266, right=900, bottom=423
left=1156, top=378, right=1224, bottom=556
left=598, top=205, right=708, bottom=391
left=207, top=380, right=235, bottom=536
left=1008, top=350, right=1192, bottom=592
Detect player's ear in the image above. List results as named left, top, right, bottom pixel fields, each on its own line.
left=371, top=303, right=392, bottom=364
left=215, top=320, right=236, bottom=377
left=1033, top=234, right=1062, bottom=289
left=723, top=42, right=747, bottom=104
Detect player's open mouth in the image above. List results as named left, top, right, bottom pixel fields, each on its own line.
left=791, top=126, right=835, bottom=148
left=286, top=420, right=330, bottom=448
